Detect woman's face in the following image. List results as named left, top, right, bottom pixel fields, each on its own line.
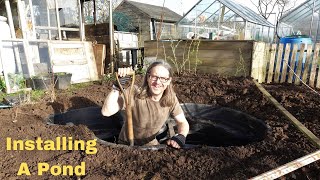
left=147, top=65, right=171, bottom=97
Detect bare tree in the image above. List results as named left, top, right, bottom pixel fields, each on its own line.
left=250, top=0, right=297, bottom=20
left=83, top=0, right=123, bottom=24
left=250, top=0, right=298, bottom=40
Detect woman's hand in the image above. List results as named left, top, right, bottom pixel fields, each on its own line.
left=167, top=134, right=186, bottom=149
left=114, top=67, right=135, bottom=90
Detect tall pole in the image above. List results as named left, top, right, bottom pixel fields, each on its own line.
left=78, top=0, right=85, bottom=41
left=309, top=0, right=316, bottom=38
left=316, top=10, right=320, bottom=43
left=93, top=0, right=96, bottom=25
left=109, top=0, right=114, bottom=73
left=54, top=0, right=62, bottom=40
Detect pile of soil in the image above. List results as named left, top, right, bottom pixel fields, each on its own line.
left=0, top=73, right=319, bottom=179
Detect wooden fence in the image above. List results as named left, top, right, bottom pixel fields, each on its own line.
left=251, top=42, right=320, bottom=88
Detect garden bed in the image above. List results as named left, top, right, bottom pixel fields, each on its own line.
left=0, top=73, right=319, bottom=179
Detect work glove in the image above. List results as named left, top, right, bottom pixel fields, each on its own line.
left=170, top=134, right=186, bottom=147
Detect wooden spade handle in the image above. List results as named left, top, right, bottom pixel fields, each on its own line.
left=115, top=72, right=135, bottom=146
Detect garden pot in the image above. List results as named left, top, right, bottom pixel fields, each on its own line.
left=54, top=73, right=72, bottom=90
left=27, top=76, right=52, bottom=90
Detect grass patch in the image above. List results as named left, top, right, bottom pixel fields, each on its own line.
left=103, top=73, right=116, bottom=82
left=68, top=82, right=93, bottom=92
left=31, top=90, right=46, bottom=102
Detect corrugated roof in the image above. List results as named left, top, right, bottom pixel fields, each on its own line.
left=126, top=0, right=182, bottom=22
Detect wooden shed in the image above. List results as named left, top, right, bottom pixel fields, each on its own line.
left=114, top=0, right=182, bottom=46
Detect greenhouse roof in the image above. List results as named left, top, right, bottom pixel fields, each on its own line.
left=280, top=0, right=319, bottom=25
left=177, top=0, right=274, bottom=27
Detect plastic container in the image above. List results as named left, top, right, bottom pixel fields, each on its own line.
left=279, top=35, right=312, bottom=82
left=54, top=73, right=72, bottom=90
left=27, top=76, right=52, bottom=90
left=280, top=35, right=312, bottom=68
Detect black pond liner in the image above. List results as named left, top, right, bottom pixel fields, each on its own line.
left=46, top=103, right=268, bottom=150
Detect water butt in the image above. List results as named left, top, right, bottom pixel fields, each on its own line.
left=46, top=103, right=267, bottom=149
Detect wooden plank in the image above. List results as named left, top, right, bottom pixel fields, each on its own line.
left=301, top=44, right=313, bottom=83
left=193, top=66, right=248, bottom=76
left=93, top=44, right=106, bottom=78
left=251, top=42, right=266, bottom=83
left=146, top=52, right=251, bottom=67
left=146, top=46, right=252, bottom=60
left=287, top=44, right=298, bottom=83
left=317, top=62, right=320, bottom=88
left=309, top=43, right=320, bottom=87
left=267, top=44, right=277, bottom=83
left=280, top=43, right=291, bottom=83
left=162, top=57, right=251, bottom=70
left=198, top=41, right=253, bottom=51
left=261, top=44, right=270, bottom=83
left=294, top=43, right=306, bottom=85
left=253, top=79, right=320, bottom=148
left=196, top=58, right=251, bottom=67
left=250, top=150, right=320, bottom=180
left=151, top=49, right=240, bottom=59
left=274, top=43, right=284, bottom=83
left=144, top=40, right=253, bottom=77
left=144, top=40, right=254, bottom=51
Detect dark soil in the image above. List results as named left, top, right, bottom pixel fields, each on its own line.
left=0, top=73, right=319, bottom=179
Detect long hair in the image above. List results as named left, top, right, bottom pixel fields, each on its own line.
left=136, top=61, right=176, bottom=107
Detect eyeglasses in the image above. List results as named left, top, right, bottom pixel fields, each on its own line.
left=148, top=74, right=170, bottom=83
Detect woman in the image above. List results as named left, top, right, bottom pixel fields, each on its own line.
left=102, top=61, right=189, bottom=148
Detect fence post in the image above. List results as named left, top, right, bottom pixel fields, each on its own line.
left=267, top=44, right=277, bottom=83
left=274, top=43, right=284, bottom=83
left=294, top=43, right=306, bottom=85
left=280, top=43, right=291, bottom=83
left=301, top=44, right=313, bottom=83
left=251, top=42, right=267, bottom=83
left=310, top=43, right=320, bottom=87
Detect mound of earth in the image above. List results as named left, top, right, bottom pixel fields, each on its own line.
left=0, top=73, right=319, bottom=179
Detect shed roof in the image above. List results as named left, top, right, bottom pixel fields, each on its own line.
left=125, top=0, right=182, bottom=22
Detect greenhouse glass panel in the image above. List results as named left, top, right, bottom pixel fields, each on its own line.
left=200, top=2, right=220, bottom=23
left=177, top=0, right=274, bottom=42
left=269, top=28, right=275, bottom=42
left=279, top=0, right=320, bottom=42
left=30, top=0, right=49, bottom=27
left=245, top=22, right=255, bottom=40
left=30, top=0, right=80, bottom=40
left=262, top=26, right=270, bottom=42
left=255, top=24, right=263, bottom=41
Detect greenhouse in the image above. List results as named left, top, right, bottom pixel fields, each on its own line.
left=278, top=0, right=320, bottom=43
left=176, top=0, right=274, bottom=42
